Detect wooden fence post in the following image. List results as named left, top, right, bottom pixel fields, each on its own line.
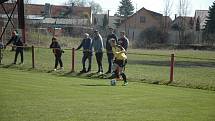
left=168, top=53, right=175, bottom=84
left=71, top=48, right=75, bottom=72
left=0, top=49, right=2, bottom=64
left=32, top=46, right=35, bottom=68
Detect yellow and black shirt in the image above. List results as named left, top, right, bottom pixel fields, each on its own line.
left=112, top=45, right=127, bottom=60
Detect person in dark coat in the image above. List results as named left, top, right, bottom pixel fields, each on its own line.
left=5, top=30, right=24, bottom=64
left=118, top=31, right=129, bottom=51
left=92, top=30, right=104, bottom=74
left=76, top=33, right=93, bottom=73
left=105, top=27, right=117, bottom=74
left=50, top=37, right=64, bottom=71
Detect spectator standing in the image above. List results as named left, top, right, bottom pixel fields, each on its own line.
left=105, top=27, right=117, bottom=74
left=5, top=30, right=24, bottom=64
left=92, top=30, right=104, bottom=74
left=50, top=37, right=64, bottom=71
left=76, top=33, right=93, bottom=73
left=118, top=31, right=129, bottom=51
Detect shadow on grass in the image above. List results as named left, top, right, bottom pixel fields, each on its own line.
left=80, top=84, right=110, bottom=86
left=2, top=63, right=15, bottom=68
left=62, top=71, right=108, bottom=79
left=128, top=60, right=215, bottom=68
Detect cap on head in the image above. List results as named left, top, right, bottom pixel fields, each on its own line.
left=120, top=31, right=125, bottom=35
left=52, top=37, right=57, bottom=41
left=109, top=38, right=116, bottom=43
left=94, top=30, right=98, bottom=33
left=12, top=30, right=17, bottom=35
left=85, top=33, right=89, bottom=36
left=108, top=26, right=114, bottom=30
left=84, top=33, right=89, bottom=38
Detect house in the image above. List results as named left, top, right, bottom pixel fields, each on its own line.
left=92, top=14, right=107, bottom=28
left=0, top=2, right=92, bottom=37
left=109, top=15, right=124, bottom=29
left=171, top=16, right=194, bottom=30
left=193, top=10, right=208, bottom=30
left=117, top=7, right=169, bottom=41
left=92, top=14, right=123, bottom=29
left=0, top=3, right=92, bottom=27
left=162, top=16, right=172, bottom=32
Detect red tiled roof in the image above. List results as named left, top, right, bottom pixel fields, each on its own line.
left=50, top=5, right=91, bottom=17
left=26, top=4, right=44, bottom=15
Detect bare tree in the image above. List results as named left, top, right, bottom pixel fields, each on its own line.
left=65, top=0, right=87, bottom=7
left=177, top=0, right=191, bottom=44
left=89, top=0, right=103, bottom=14
left=24, top=0, right=31, bottom=4
left=5, top=0, right=16, bottom=3
left=163, top=0, right=173, bottom=32
left=163, top=0, right=173, bottom=17
left=178, top=0, right=190, bottom=17
left=65, top=0, right=103, bottom=14
left=5, top=0, right=31, bottom=4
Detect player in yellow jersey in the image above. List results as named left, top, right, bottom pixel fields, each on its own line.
left=110, top=38, right=128, bottom=86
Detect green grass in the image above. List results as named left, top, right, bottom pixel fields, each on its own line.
left=1, top=48, right=215, bottom=90
left=127, top=49, right=215, bottom=90
left=28, top=32, right=81, bottom=48
left=0, top=68, right=215, bottom=121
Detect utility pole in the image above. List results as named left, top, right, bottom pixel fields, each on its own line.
left=133, top=2, right=137, bottom=41
left=17, top=0, right=26, bottom=43
left=107, top=10, right=110, bottom=27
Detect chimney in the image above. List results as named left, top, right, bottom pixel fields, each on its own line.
left=175, top=14, right=177, bottom=20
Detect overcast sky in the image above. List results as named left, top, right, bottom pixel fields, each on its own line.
left=31, top=0, right=214, bottom=18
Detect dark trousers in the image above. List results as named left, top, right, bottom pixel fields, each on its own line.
left=14, top=48, right=23, bottom=63
left=82, top=52, right=92, bottom=71
left=107, top=53, right=114, bottom=73
left=54, top=53, right=63, bottom=68
left=95, top=52, right=103, bottom=72
left=111, top=59, right=127, bottom=83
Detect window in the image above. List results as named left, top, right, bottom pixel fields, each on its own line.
left=140, top=16, right=146, bottom=23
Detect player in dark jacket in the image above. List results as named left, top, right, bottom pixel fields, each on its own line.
left=105, top=27, right=117, bottom=74
left=50, top=37, right=64, bottom=71
left=76, top=33, right=93, bottom=73
left=92, top=30, right=104, bottom=74
left=5, top=31, right=24, bottom=64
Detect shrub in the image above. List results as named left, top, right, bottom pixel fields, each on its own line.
left=134, top=27, right=168, bottom=48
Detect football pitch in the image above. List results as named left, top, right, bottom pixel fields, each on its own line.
left=0, top=68, right=215, bottom=121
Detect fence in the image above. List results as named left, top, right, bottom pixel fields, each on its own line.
left=0, top=46, right=215, bottom=90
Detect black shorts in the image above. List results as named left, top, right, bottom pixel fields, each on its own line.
left=114, top=59, right=127, bottom=67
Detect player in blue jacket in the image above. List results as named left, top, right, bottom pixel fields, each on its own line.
left=76, top=33, right=93, bottom=73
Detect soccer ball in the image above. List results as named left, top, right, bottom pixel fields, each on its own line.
left=110, top=79, right=116, bottom=86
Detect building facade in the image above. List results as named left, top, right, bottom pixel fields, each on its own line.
left=117, top=7, right=165, bottom=41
